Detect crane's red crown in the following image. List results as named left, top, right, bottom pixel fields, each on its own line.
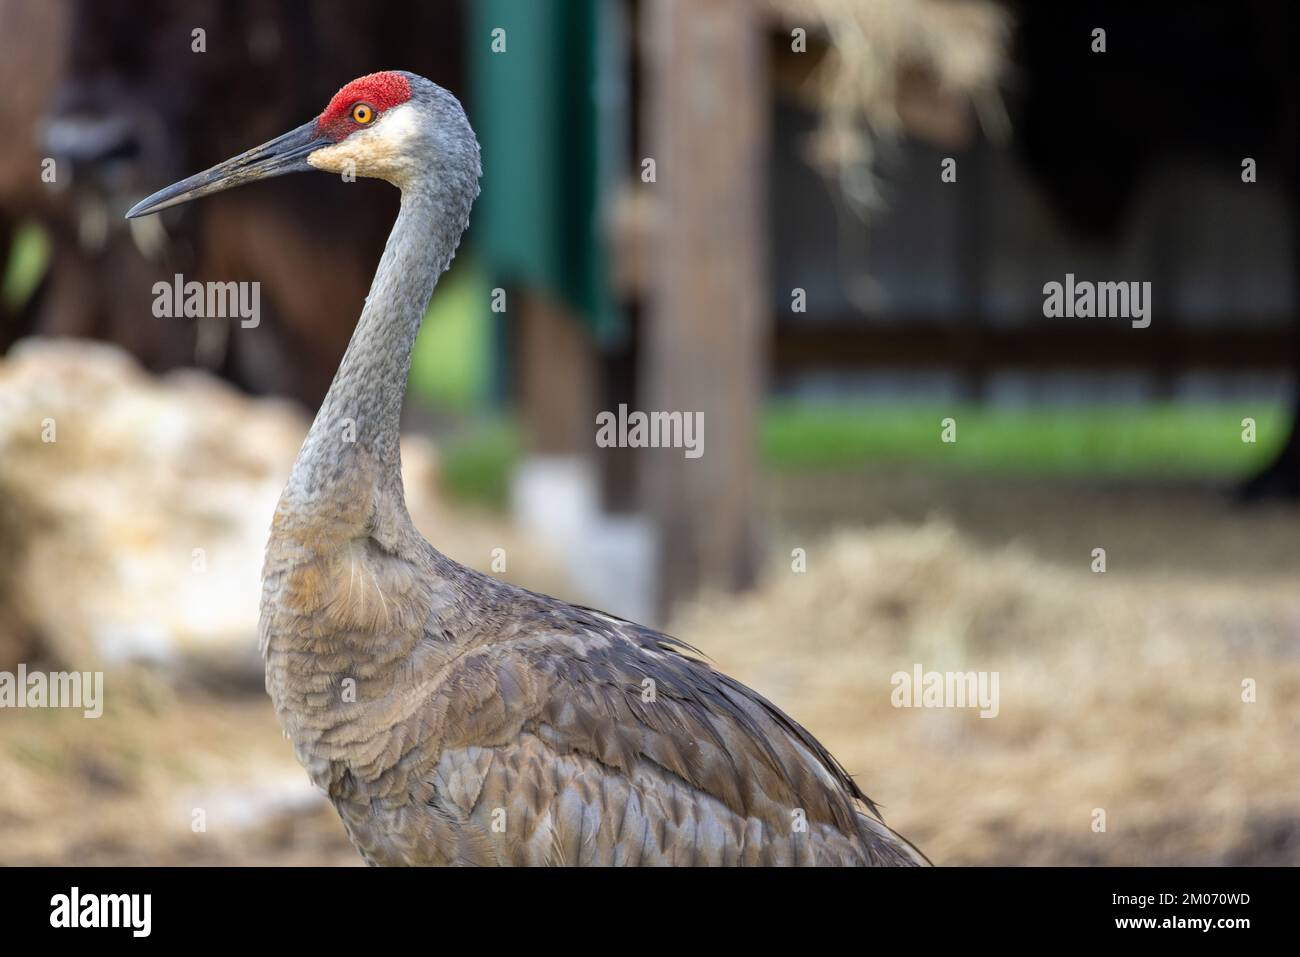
left=317, top=71, right=412, bottom=141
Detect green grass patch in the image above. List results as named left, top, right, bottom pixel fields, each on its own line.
left=409, top=259, right=491, bottom=411
left=761, top=402, right=1289, bottom=476
left=2, top=223, right=50, bottom=311
left=438, top=419, right=519, bottom=510
left=435, top=403, right=1289, bottom=512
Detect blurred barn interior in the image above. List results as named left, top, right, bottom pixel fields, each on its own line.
left=0, top=0, right=1297, bottom=865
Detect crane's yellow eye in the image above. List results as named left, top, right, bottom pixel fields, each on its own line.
left=351, top=103, right=374, bottom=125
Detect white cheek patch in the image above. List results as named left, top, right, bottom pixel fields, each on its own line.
left=307, top=102, right=420, bottom=180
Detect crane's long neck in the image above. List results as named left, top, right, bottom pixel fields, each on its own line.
left=276, top=178, right=472, bottom=549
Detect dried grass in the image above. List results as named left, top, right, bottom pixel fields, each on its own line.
left=770, top=0, right=1012, bottom=216
left=673, top=520, right=1300, bottom=864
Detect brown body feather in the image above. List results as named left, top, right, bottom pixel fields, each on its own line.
left=262, top=516, right=924, bottom=866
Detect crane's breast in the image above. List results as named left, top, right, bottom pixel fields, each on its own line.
left=260, top=534, right=455, bottom=800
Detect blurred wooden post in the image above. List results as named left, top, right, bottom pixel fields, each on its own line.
left=640, top=0, right=768, bottom=616
left=517, top=290, right=596, bottom=455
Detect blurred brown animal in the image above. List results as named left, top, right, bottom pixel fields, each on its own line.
left=2, top=0, right=465, bottom=407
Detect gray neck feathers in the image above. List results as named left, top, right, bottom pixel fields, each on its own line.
left=280, top=164, right=476, bottom=541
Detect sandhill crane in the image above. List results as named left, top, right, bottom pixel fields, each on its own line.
left=128, top=71, right=925, bottom=866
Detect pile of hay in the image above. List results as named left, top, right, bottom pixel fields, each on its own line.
left=0, top=338, right=571, bottom=681
left=672, top=521, right=1300, bottom=864
left=770, top=0, right=1011, bottom=214
left=0, top=337, right=580, bottom=863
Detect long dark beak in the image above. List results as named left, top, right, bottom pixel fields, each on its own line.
left=125, top=119, right=322, bottom=219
